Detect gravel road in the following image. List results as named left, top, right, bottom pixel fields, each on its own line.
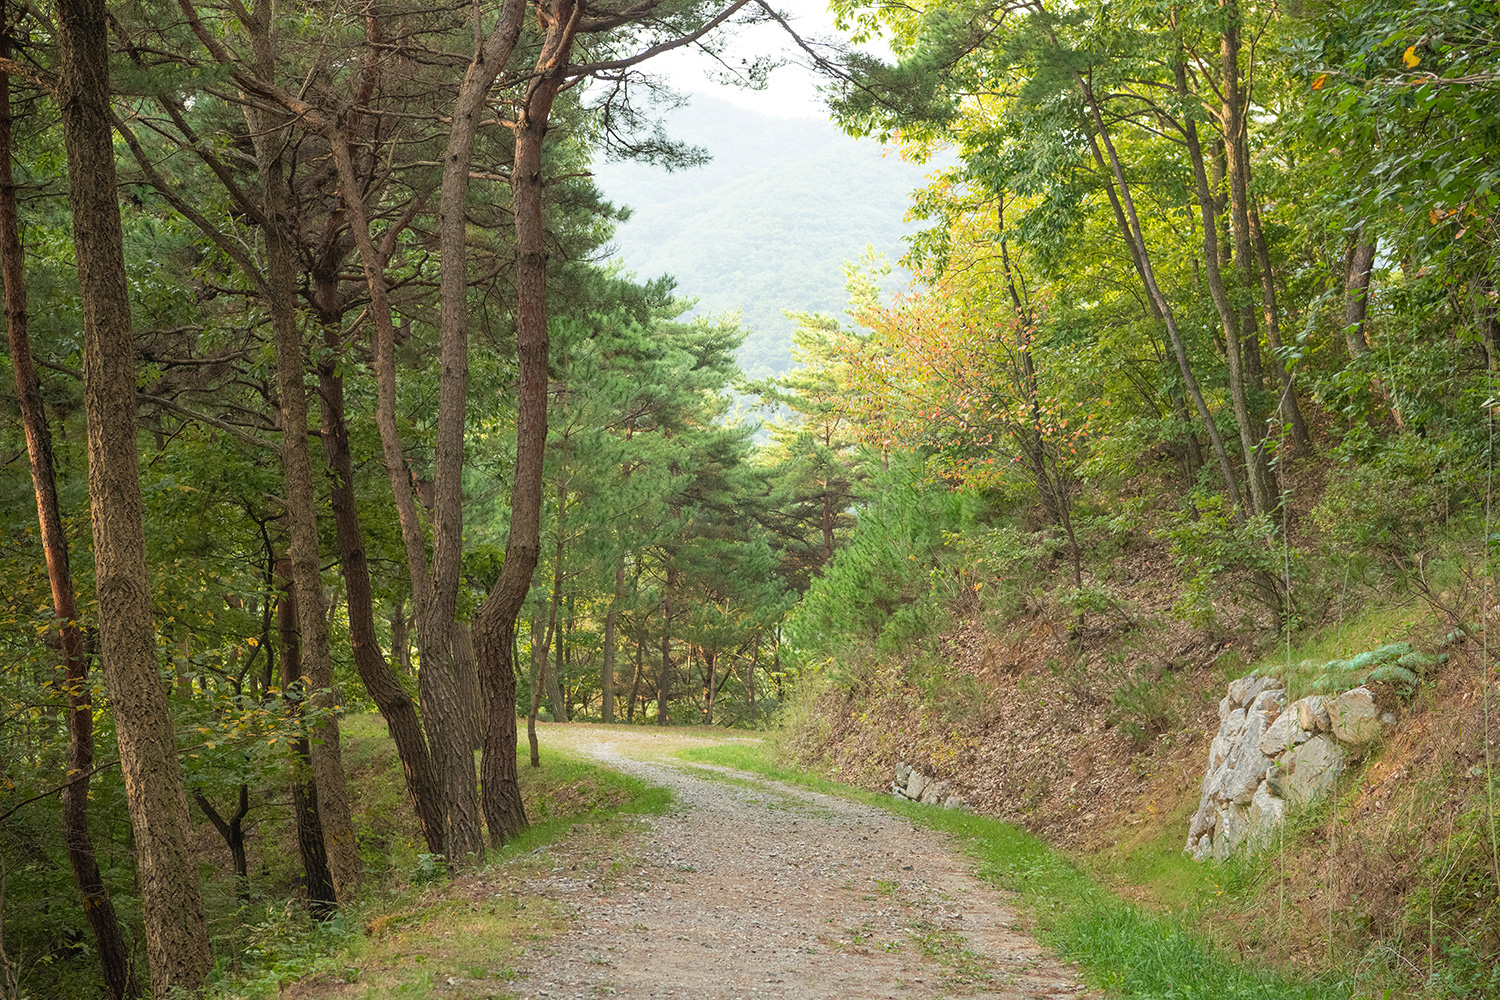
left=509, top=726, right=1091, bottom=1000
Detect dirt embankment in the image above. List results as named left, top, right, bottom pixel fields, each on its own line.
left=784, top=574, right=1500, bottom=986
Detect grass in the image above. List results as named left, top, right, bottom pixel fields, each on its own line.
left=681, top=740, right=1353, bottom=1000
left=207, top=719, right=670, bottom=1000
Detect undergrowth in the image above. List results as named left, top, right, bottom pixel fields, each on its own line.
left=204, top=723, right=669, bottom=1000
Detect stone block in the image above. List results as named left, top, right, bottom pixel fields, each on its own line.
left=1246, top=783, right=1286, bottom=850
left=1293, top=695, right=1331, bottom=733
left=1332, top=687, right=1381, bottom=744
left=1259, top=709, right=1312, bottom=756
left=1279, top=735, right=1345, bottom=810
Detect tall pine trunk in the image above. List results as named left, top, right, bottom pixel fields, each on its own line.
left=1, top=35, right=136, bottom=998
left=276, top=560, right=337, bottom=917
left=244, top=2, right=359, bottom=901
left=315, top=316, right=445, bottom=856
left=478, top=0, right=581, bottom=846
left=56, top=0, right=213, bottom=988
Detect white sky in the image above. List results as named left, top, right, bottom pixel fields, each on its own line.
left=638, top=0, right=891, bottom=120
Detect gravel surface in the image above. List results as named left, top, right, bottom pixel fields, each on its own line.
left=509, top=726, right=1092, bottom=1000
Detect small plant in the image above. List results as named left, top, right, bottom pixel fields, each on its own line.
left=411, top=853, right=447, bottom=885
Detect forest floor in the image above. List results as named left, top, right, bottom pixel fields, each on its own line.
left=500, top=724, right=1090, bottom=1000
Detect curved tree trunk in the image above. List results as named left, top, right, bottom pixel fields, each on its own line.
left=243, top=1, right=360, bottom=903
left=1072, top=73, right=1243, bottom=516
left=316, top=319, right=446, bottom=856
left=478, top=0, right=581, bottom=846
left=56, top=0, right=213, bottom=989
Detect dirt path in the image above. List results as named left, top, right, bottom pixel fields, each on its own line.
left=508, top=725, right=1091, bottom=1000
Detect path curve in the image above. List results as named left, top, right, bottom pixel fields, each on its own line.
left=509, top=725, right=1091, bottom=1000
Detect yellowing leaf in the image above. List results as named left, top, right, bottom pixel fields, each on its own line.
left=1403, top=46, right=1421, bottom=68
left=1311, top=73, right=1328, bottom=90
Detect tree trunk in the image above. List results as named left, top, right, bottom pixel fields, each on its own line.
left=657, top=582, right=673, bottom=726
left=276, top=561, right=337, bottom=917
left=527, top=616, right=542, bottom=766
left=1218, top=6, right=1277, bottom=510
left=704, top=649, right=717, bottom=724
left=56, top=0, right=212, bottom=989
left=478, top=1, right=580, bottom=847
left=193, top=787, right=250, bottom=903
left=601, top=559, right=623, bottom=723
left=544, top=479, right=569, bottom=723
left=245, top=4, right=359, bottom=902
left=391, top=602, right=412, bottom=675
left=1248, top=202, right=1312, bottom=451
left=316, top=320, right=445, bottom=856
left=1, top=36, right=137, bottom=998
left=1074, top=76, right=1245, bottom=517
left=1343, top=236, right=1377, bottom=360
left=328, top=131, right=484, bottom=864
left=627, top=632, right=644, bottom=723
left=1177, top=45, right=1273, bottom=516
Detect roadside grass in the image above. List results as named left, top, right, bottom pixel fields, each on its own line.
left=680, top=742, right=1352, bottom=1000
left=209, top=719, right=668, bottom=1000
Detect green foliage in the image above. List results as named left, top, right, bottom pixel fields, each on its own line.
left=786, top=456, right=984, bottom=672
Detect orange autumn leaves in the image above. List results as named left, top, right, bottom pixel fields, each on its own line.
left=838, top=287, right=1095, bottom=490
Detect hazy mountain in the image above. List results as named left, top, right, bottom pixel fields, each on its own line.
left=590, top=95, right=930, bottom=378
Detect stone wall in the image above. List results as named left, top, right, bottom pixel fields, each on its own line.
left=1186, top=674, right=1395, bottom=861
left=891, top=762, right=968, bottom=809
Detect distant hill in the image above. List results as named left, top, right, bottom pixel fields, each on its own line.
left=590, top=95, right=930, bottom=378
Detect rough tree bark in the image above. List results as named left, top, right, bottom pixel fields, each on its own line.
left=315, top=311, right=446, bottom=856
left=276, top=560, right=337, bottom=917
left=1, top=30, right=137, bottom=998
left=476, top=0, right=584, bottom=847
left=56, top=0, right=213, bottom=988
left=241, top=0, right=360, bottom=902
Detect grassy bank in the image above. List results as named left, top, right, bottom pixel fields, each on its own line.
left=679, top=741, right=1352, bottom=1000
left=207, top=718, right=670, bottom=1000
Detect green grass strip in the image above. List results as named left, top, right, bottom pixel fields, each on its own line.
left=679, top=743, right=1348, bottom=1000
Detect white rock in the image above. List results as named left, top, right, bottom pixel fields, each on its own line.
left=895, top=762, right=911, bottom=785
left=1293, top=695, right=1331, bottom=733
left=1332, top=687, right=1381, bottom=744
left=1278, top=735, right=1345, bottom=810
left=1245, top=783, right=1287, bottom=851
left=906, top=770, right=929, bottom=801
left=1259, top=710, right=1312, bottom=756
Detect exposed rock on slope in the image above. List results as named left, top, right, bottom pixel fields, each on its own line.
left=1185, top=677, right=1398, bottom=861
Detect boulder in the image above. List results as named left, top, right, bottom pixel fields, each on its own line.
left=1217, top=746, right=1273, bottom=804
left=1278, top=735, right=1345, bottom=810
left=906, top=770, right=930, bottom=802
left=1293, top=695, right=1331, bottom=733
left=1259, top=709, right=1312, bottom=756
left=895, top=762, right=911, bottom=786
left=1246, top=783, right=1286, bottom=850
left=1227, top=674, right=1282, bottom=707
left=920, top=780, right=948, bottom=805
left=1331, top=687, right=1381, bottom=744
